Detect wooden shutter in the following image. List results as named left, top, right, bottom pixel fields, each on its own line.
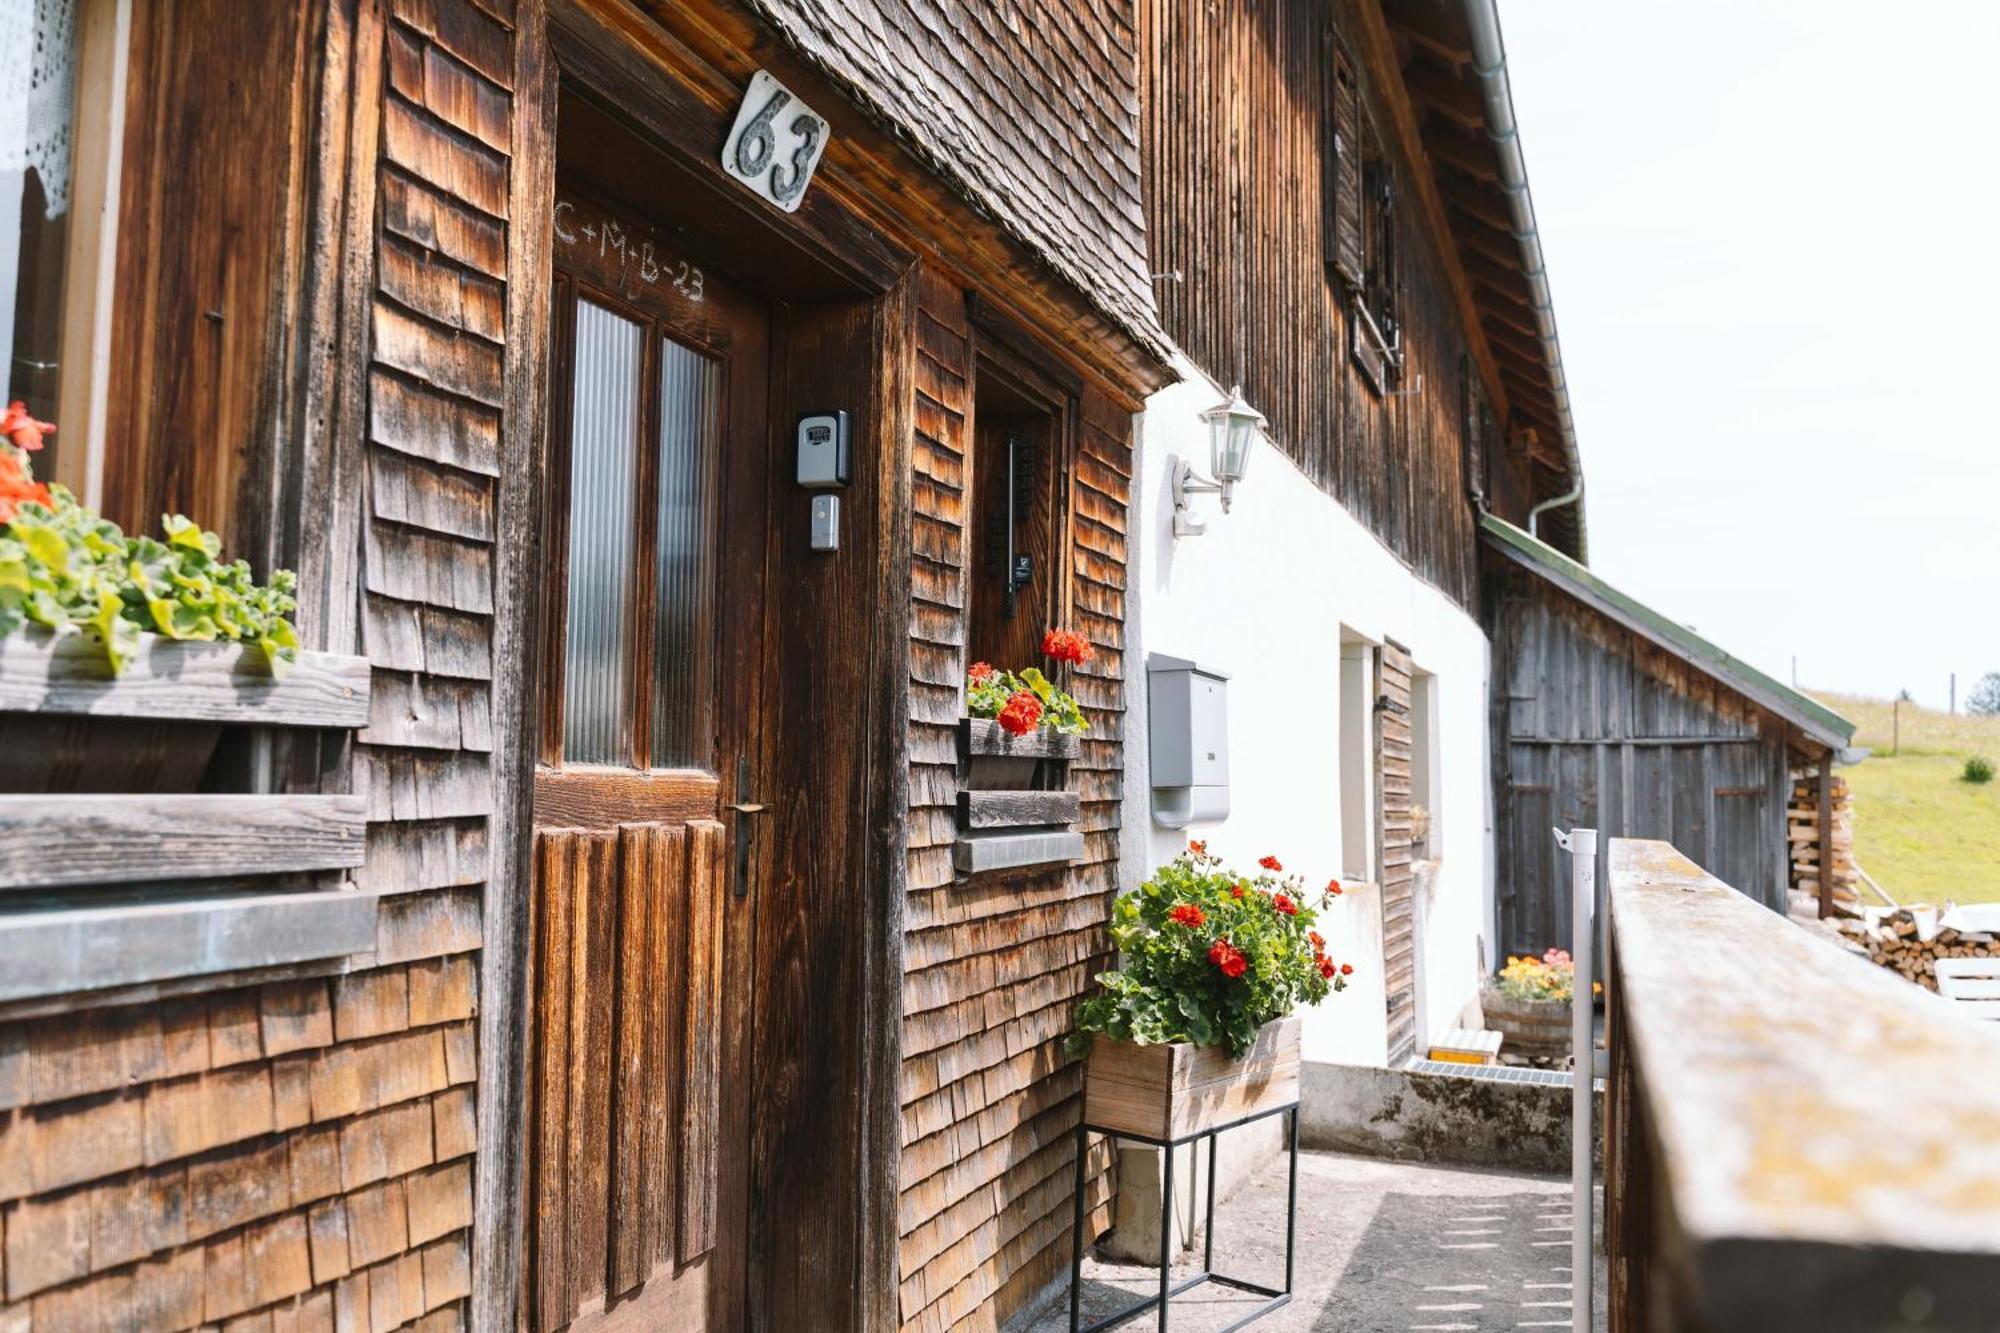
left=1376, top=641, right=1417, bottom=1067
left=1326, top=35, right=1365, bottom=287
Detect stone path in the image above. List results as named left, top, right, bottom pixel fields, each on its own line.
left=1023, top=1149, right=1606, bottom=1333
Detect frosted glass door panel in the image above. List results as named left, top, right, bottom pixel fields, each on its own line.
left=651, top=338, right=721, bottom=767
left=562, top=299, right=643, bottom=763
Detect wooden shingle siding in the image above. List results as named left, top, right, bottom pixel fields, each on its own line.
left=0, top=969, right=478, bottom=1326
left=895, top=269, right=1128, bottom=1332
left=0, top=3, right=522, bottom=1328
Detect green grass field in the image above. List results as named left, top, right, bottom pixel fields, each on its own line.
left=1810, top=692, right=2000, bottom=905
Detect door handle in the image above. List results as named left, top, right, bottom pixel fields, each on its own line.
left=730, top=758, right=762, bottom=898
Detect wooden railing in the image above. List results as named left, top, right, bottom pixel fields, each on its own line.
left=1603, top=839, right=2000, bottom=1332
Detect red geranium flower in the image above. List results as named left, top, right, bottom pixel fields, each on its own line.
left=0, top=449, right=50, bottom=524
left=1041, top=628, right=1094, bottom=665
left=1308, top=931, right=1325, bottom=950
left=0, top=401, right=53, bottom=453
left=1167, top=903, right=1205, bottom=929
left=1206, top=938, right=1247, bottom=979
left=996, top=689, right=1042, bottom=736
left=1325, top=880, right=1344, bottom=897
left=1259, top=855, right=1282, bottom=872
left=1188, top=839, right=1207, bottom=856
left=1231, top=883, right=1246, bottom=900
left=968, top=661, right=996, bottom=684
left=1340, top=963, right=1353, bottom=976
left=1319, top=958, right=1336, bottom=979
left=1272, top=893, right=1297, bottom=916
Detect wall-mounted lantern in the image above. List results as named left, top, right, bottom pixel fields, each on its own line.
left=1171, top=385, right=1266, bottom=537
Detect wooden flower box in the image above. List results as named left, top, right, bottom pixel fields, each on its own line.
left=1083, top=1015, right=1301, bottom=1141
left=0, top=628, right=371, bottom=792
left=0, top=627, right=376, bottom=1003
left=953, top=717, right=1083, bottom=875
left=1481, top=984, right=1573, bottom=1062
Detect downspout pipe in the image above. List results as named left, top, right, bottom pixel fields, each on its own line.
left=1461, top=0, right=1588, bottom=560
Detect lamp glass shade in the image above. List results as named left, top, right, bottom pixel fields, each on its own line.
left=1202, top=386, right=1266, bottom=484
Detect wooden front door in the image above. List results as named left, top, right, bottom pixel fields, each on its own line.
left=526, top=183, right=769, bottom=1332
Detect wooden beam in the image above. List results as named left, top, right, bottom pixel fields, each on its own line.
left=474, top=0, right=556, bottom=1326
left=1437, top=170, right=1516, bottom=236
left=1401, top=55, right=1486, bottom=130
left=1420, top=122, right=1500, bottom=183
left=0, top=794, right=367, bottom=889
left=1386, top=6, right=1474, bottom=65
left=1606, top=838, right=2000, bottom=1329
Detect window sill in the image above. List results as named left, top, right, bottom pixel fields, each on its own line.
left=0, top=885, right=378, bottom=1004
left=952, top=829, right=1085, bottom=876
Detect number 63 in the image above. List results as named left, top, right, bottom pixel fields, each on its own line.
left=733, top=88, right=823, bottom=207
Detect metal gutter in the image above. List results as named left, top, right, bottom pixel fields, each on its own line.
left=1461, top=0, right=1588, bottom=561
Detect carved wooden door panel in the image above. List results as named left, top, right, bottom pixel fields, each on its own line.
left=527, top=186, right=769, bottom=1332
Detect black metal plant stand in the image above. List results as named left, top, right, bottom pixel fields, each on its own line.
left=1068, top=1100, right=1300, bottom=1332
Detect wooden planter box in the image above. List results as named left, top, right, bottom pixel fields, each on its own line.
left=954, top=717, right=1083, bottom=875
left=0, top=628, right=376, bottom=1003
left=0, top=629, right=371, bottom=792
left=1481, top=984, right=1573, bottom=1061
left=1083, top=1015, right=1300, bottom=1141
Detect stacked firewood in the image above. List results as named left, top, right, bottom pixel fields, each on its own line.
left=1829, top=909, right=2000, bottom=993
left=1788, top=770, right=1859, bottom=913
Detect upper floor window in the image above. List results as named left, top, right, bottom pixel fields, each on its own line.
left=1325, top=34, right=1400, bottom=395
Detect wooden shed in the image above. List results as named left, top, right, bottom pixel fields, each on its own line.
left=1483, top=514, right=1855, bottom=958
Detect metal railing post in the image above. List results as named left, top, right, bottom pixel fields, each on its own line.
left=1554, top=826, right=1597, bottom=1333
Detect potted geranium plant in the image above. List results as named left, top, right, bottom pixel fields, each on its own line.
left=1482, top=948, right=1578, bottom=1062
left=959, top=628, right=1092, bottom=786
left=0, top=403, right=310, bottom=792
left=1069, top=843, right=1351, bottom=1139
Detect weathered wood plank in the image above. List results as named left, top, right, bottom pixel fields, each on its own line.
left=0, top=889, right=378, bottom=1003
left=950, top=830, right=1085, bottom=876
left=957, top=790, right=1080, bottom=830
left=679, top=819, right=725, bottom=1262
left=0, top=795, right=366, bottom=889
left=960, top=718, right=1081, bottom=760
left=0, top=632, right=370, bottom=728
left=533, top=831, right=576, bottom=1332
left=1608, top=838, right=2000, bottom=1332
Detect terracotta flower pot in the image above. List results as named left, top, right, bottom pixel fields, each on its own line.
left=1082, top=1016, right=1300, bottom=1140
left=1481, top=983, right=1573, bottom=1062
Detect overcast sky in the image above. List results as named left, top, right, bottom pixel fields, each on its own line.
left=1496, top=2, right=2000, bottom=709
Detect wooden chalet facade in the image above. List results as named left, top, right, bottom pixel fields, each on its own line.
left=0, top=1, right=1171, bottom=1330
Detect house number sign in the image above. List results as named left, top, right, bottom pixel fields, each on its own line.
left=720, top=69, right=830, bottom=213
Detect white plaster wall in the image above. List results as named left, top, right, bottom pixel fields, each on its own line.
left=1120, top=353, right=1496, bottom=1068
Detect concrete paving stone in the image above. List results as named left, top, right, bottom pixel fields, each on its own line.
left=1025, top=1149, right=1607, bottom=1333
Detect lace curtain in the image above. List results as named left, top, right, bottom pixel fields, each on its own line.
left=0, top=0, right=76, bottom=219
